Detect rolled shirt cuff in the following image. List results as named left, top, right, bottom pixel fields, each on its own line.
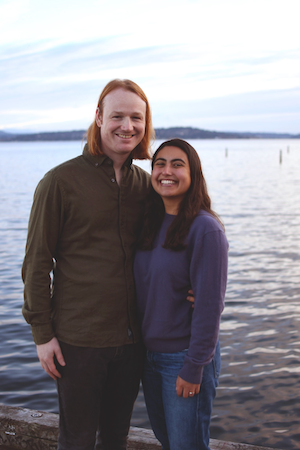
left=31, top=324, right=55, bottom=345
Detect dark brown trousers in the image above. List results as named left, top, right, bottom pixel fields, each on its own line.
left=56, top=341, right=143, bottom=450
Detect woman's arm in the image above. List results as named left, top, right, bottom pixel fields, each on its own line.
left=179, top=227, right=228, bottom=385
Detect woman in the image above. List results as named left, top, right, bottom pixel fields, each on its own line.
left=134, top=139, right=228, bottom=450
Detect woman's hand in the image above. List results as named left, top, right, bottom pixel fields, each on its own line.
left=176, top=376, right=200, bottom=398
left=186, top=289, right=195, bottom=309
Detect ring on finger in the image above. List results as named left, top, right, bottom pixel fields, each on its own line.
left=189, top=391, right=194, bottom=396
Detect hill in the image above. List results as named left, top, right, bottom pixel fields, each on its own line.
left=0, top=127, right=299, bottom=142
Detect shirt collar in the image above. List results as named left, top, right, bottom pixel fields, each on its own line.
left=83, top=143, right=133, bottom=169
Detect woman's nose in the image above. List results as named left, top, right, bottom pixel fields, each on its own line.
left=162, top=164, right=172, bottom=175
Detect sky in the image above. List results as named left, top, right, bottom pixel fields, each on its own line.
left=1, top=0, right=300, bottom=134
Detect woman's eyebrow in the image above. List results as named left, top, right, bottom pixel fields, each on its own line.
left=172, top=158, right=186, bottom=163
left=154, top=157, right=186, bottom=163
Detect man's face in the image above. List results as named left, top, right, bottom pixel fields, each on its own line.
left=96, top=88, right=146, bottom=162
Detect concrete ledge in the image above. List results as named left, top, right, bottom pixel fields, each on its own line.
left=0, top=404, right=281, bottom=450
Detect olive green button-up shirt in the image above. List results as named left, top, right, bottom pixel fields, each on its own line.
left=22, top=144, right=150, bottom=347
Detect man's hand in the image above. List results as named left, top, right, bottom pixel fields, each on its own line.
left=36, top=337, right=66, bottom=381
left=187, top=289, right=195, bottom=309
left=176, top=375, right=200, bottom=398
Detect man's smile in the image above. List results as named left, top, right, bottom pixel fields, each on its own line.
left=116, top=133, right=134, bottom=139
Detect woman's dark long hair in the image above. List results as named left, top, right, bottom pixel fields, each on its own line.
left=138, top=138, right=223, bottom=251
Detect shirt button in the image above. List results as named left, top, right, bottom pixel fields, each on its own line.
left=111, top=178, right=115, bottom=183
left=95, top=163, right=99, bottom=167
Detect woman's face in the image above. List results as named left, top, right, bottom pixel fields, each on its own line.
left=151, top=146, right=191, bottom=210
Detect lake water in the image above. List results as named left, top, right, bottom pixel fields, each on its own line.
left=0, top=139, right=299, bottom=449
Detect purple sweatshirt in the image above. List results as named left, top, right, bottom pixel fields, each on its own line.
left=134, top=211, right=228, bottom=384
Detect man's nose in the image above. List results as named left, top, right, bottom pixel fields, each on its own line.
left=121, top=117, right=133, bottom=130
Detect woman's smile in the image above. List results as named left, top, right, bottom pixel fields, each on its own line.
left=151, top=146, right=191, bottom=213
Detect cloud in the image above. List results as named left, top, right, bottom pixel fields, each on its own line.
left=2, top=87, right=299, bottom=134
left=1, top=40, right=180, bottom=88
left=152, top=88, right=300, bottom=133
left=0, top=0, right=300, bottom=132
left=1, top=39, right=299, bottom=100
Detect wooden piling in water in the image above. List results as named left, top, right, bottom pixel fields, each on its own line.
left=0, top=404, right=283, bottom=450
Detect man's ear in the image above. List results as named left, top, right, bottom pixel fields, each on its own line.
left=95, top=108, right=102, bottom=127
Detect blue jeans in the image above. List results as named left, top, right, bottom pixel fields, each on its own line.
left=142, top=342, right=220, bottom=450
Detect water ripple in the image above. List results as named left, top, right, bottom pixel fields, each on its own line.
left=1, top=140, right=300, bottom=449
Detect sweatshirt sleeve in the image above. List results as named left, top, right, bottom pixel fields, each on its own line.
left=178, top=226, right=228, bottom=384
left=22, top=170, right=65, bottom=345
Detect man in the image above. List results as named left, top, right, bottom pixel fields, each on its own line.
left=22, top=79, right=154, bottom=450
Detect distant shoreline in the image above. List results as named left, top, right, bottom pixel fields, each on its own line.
left=0, top=127, right=299, bottom=142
